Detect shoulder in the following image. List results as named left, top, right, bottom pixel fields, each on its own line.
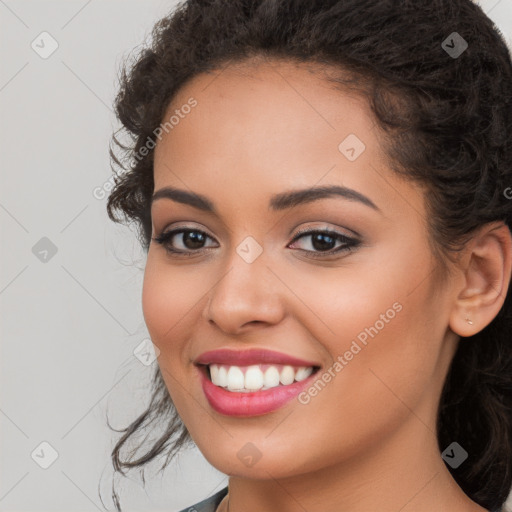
left=177, top=486, right=229, bottom=512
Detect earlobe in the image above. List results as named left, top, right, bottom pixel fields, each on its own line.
left=449, top=221, right=512, bottom=338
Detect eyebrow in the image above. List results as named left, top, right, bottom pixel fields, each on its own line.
left=151, top=185, right=380, bottom=213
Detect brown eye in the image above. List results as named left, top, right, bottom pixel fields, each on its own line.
left=152, top=228, right=217, bottom=255
left=288, top=229, right=360, bottom=258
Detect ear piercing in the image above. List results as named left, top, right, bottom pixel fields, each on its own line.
left=465, top=317, right=473, bottom=325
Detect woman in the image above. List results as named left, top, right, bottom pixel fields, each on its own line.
left=106, top=1, right=512, bottom=511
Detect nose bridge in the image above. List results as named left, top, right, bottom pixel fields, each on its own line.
left=204, top=236, right=284, bottom=330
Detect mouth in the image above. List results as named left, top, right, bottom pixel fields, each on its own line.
left=194, top=349, right=322, bottom=417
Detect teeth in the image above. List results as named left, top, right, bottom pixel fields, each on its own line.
left=279, top=365, right=295, bottom=385
left=226, top=366, right=244, bottom=391
left=245, top=365, right=264, bottom=390
left=208, top=364, right=315, bottom=391
left=264, top=366, right=280, bottom=388
left=295, top=366, right=313, bottom=381
left=210, top=364, right=219, bottom=382
left=217, top=366, right=228, bottom=387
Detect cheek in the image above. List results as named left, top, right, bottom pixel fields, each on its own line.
left=141, top=255, right=203, bottom=347
left=141, top=257, right=207, bottom=416
left=293, top=248, right=442, bottom=425
left=267, top=297, right=441, bottom=475
left=141, top=257, right=206, bottom=417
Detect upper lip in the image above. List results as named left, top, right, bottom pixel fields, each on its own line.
left=195, top=348, right=321, bottom=368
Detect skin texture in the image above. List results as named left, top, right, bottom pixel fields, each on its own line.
left=142, top=58, right=511, bottom=512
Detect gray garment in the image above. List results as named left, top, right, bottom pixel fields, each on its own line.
left=178, top=486, right=501, bottom=512
left=178, top=487, right=228, bottom=512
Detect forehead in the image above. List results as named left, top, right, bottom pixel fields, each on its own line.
left=164, top=57, right=373, bottom=128
left=151, top=57, right=425, bottom=228
left=154, top=59, right=378, bottom=177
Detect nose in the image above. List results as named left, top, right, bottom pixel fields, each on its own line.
left=203, top=246, right=286, bottom=335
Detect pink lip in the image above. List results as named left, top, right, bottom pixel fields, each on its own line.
left=194, top=348, right=320, bottom=367
left=197, top=365, right=319, bottom=417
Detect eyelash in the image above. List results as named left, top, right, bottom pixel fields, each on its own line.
left=152, top=226, right=360, bottom=259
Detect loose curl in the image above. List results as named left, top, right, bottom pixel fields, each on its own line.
left=105, top=1, right=512, bottom=511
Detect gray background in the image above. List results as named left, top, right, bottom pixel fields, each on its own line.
left=0, top=1, right=511, bottom=511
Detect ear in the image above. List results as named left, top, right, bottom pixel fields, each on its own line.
left=449, top=221, right=512, bottom=338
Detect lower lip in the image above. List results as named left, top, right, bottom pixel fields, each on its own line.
left=197, top=366, right=318, bottom=417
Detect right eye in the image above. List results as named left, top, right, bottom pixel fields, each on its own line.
left=152, top=228, right=218, bottom=256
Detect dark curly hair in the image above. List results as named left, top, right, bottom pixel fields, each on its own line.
left=105, top=1, right=512, bottom=511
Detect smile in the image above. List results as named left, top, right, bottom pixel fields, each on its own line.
left=194, top=348, right=321, bottom=416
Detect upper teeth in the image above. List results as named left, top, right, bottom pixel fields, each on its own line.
left=209, top=364, right=314, bottom=392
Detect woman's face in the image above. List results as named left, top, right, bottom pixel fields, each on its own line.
left=143, top=59, right=461, bottom=479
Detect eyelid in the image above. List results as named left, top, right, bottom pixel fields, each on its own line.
left=156, top=221, right=216, bottom=239
left=155, top=222, right=357, bottom=244
left=290, top=223, right=359, bottom=240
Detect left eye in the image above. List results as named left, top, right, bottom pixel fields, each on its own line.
left=288, top=229, right=359, bottom=255
left=152, top=228, right=360, bottom=257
